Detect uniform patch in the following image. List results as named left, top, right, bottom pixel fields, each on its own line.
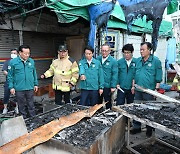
left=8, top=66, right=11, bottom=69
left=148, top=63, right=152, bottom=67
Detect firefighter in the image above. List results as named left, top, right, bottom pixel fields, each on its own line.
left=41, top=44, right=79, bottom=105
left=172, top=74, right=180, bottom=99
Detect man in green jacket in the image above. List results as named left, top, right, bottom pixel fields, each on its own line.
left=79, top=46, right=104, bottom=106
left=117, top=44, right=136, bottom=105
left=97, top=43, right=118, bottom=109
left=8, top=45, right=38, bottom=119
left=131, top=42, right=162, bottom=137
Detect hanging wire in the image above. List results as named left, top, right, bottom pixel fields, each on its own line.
left=0, top=0, right=62, bottom=20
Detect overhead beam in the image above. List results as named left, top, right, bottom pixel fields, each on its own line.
left=9, top=0, right=62, bottom=20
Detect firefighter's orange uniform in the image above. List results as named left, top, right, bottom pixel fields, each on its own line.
left=44, top=54, right=79, bottom=92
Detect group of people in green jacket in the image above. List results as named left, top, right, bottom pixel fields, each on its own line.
left=5, top=42, right=162, bottom=138
left=79, top=42, right=162, bottom=137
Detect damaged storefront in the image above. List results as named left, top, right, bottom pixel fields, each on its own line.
left=0, top=1, right=174, bottom=97
left=0, top=1, right=179, bottom=153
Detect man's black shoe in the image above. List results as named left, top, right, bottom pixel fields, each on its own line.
left=146, top=128, right=155, bottom=137
left=130, top=128, right=141, bottom=134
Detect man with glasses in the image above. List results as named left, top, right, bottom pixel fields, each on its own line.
left=41, top=44, right=79, bottom=105
left=97, top=43, right=118, bottom=109
left=8, top=45, right=38, bottom=119
left=117, top=44, right=136, bottom=105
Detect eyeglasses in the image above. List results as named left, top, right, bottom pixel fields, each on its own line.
left=101, top=50, right=109, bottom=53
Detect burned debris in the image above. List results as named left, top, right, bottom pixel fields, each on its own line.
left=25, top=103, right=122, bottom=148
left=118, top=102, right=180, bottom=132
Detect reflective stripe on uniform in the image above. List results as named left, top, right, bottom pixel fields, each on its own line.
left=72, top=67, right=79, bottom=73
left=71, top=77, right=77, bottom=83
left=173, top=78, right=178, bottom=83
left=50, top=65, right=55, bottom=70
left=45, top=71, right=53, bottom=77
left=52, top=84, right=70, bottom=92
left=54, top=70, right=72, bottom=75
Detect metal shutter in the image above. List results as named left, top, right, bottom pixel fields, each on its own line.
left=0, top=29, right=20, bottom=58
left=22, top=31, right=66, bottom=79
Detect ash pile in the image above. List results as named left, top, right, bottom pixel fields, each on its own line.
left=119, top=102, right=180, bottom=132
left=25, top=103, right=122, bottom=148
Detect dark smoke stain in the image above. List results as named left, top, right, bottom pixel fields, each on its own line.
left=117, top=0, right=171, bottom=51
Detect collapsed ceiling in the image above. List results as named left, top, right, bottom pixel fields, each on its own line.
left=0, top=0, right=43, bottom=24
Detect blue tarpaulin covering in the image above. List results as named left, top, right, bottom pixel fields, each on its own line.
left=88, top=1, right=115, bottom=48
left=46, top=0, right=176, bottom=50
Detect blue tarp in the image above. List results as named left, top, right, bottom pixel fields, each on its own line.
left=88, top=1, right=115, bottom=48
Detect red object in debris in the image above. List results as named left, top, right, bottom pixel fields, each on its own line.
left=171, top=85, right=177, bottom=91
left=157, top=89, right=165, bottom=94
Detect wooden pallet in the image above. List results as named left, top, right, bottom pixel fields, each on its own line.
left=34, top=84, right=55, bottom=98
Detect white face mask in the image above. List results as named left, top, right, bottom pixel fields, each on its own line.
left=11, top=54, right=17, bottom=59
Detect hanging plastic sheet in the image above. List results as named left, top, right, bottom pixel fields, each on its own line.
left=166, top=38, right=176, bottom=69
left=88, top=1, right=115, bottom=48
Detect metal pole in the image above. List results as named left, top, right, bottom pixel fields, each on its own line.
left=10, top=0, right=62, bottom=20
left=19, top=30, right=23, bottom=45
left=10, top=5, right=46, bottom=19
left=127, top=118, right=130, bottom=146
